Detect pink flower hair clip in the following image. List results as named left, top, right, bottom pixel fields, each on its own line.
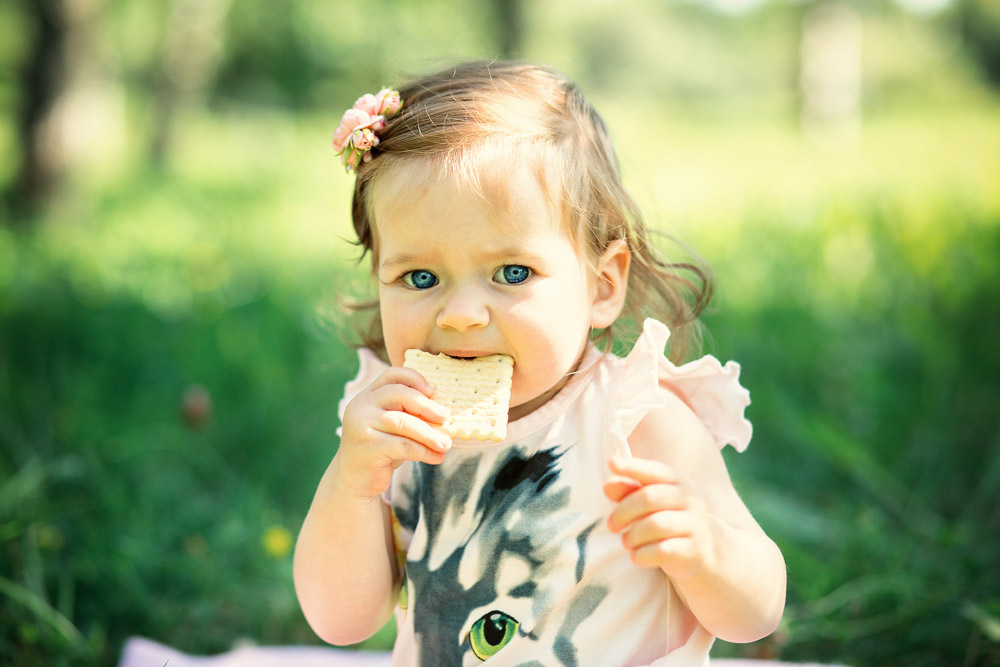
left=332, top=88, right=403, bottom=172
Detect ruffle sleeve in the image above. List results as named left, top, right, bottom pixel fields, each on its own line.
left=336, top=348, right=390, bottom=438
left=616, top=318, right=753, bottom=452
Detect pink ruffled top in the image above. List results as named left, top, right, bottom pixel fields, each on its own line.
left=337, top=318, right=752, bottom=666
left=339, top=318, right=751, bottom=454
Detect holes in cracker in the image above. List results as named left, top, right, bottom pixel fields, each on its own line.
left=403, top=349, right=512, bottom=441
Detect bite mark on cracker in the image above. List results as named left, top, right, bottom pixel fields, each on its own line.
left=403, top=350, right=514, bottom=442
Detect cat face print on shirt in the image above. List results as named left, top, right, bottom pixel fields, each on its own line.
left=392, top=445, right=607, bottom=666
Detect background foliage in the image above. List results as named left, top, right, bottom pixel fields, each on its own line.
left=1, top=1, right=999, bottom=666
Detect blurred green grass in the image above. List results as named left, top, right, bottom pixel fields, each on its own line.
left=2, top=94, right=1000, bottom=667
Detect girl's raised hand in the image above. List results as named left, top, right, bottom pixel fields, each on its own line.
left=603, top=455, right=717, bottom=581
left=335, top=366, right=452, bottom=500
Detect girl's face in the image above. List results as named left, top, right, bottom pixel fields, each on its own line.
left=371, top=160, right=610, bottom=421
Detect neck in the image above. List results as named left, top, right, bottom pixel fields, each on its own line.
left=507, top=341, right=591, bottom=422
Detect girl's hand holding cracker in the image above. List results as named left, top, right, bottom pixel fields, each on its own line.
left=337, top=366, right=452, bottom=500
left=604, top=455, right=717, bottom=580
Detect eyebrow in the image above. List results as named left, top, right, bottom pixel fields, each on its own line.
left=378, top=252, right=424, bottom=273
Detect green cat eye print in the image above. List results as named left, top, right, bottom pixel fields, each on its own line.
left=469, top=610, right=519, bottom=660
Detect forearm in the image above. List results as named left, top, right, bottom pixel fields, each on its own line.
left=672, top=517, right=786, bottom=644
left=293, top=456, right=399, bottom=645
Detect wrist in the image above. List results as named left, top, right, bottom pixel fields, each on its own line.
left=321, top=453, right=388, bottom=505
left=668, top=516, right=785, bottom=643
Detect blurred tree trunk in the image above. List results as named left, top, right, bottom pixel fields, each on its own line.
left=959, top=0, right=1000, bottom=88
left=9, top=0, right=107, bottom=224
left=493, top=0, right=523, bottom=60
left=151, top=0, right=231, bottom=168
left=797, top=0, right=863, bottom=143
left=10, top=0, right=67, bottom=223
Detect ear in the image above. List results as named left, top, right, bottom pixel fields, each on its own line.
left=589, top=239, right=631, bottom=330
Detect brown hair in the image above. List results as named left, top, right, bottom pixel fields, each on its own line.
left=342, top=60, right=712, bottom=363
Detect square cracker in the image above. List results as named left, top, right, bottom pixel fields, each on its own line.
left=403, top=350, right=514, bottom=442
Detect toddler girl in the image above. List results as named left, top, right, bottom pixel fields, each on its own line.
left=294, top=61, right=785, bottom=666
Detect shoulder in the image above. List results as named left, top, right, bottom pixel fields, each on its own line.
left=612, top=319, right=752, bottom=453
left=627, top=388, right=716, bottom=470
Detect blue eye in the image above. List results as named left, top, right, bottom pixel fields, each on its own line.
left=495, top=265, right=531, bottom=285
left=403, top=270, right=438, bottom=289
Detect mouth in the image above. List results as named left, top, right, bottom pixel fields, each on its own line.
left=438, top=350, right=495, bottom=361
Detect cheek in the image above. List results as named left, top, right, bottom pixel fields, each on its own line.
left=510, top=280, right=592, bottom=340
left=507, top=305, right=589, bottom=388
left=379, top=295, right=416, bottom=366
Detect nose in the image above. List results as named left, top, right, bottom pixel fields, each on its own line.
left=436, top=285, right=490, bottom=331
